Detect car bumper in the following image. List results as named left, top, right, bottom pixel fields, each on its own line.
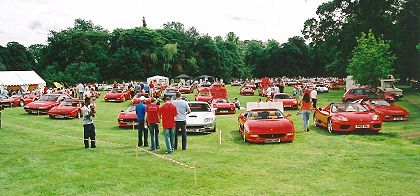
left=49, top=113, right=77, bottom=119
left=105, top=98, right=123, bottom=102
left=186, top=122, right=216, bottom=133
left=332, top=121, right=382, bottom=132
left=241, top=92, right=254, bottom=96
left=245, top=132, right=295, bottom=143
left=25, top=108, right=49, bottom=114
left=382, top=115, right=409, bottom=122
left=118, top=120, right=138, bottom=127
left=215, top=108, right=236, bottom=114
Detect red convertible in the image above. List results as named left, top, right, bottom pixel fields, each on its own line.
left=118, top=105, right=138, bottom=128
left=24, top=94, right=73, bottom=114
left=238, top=102, right=295, bottom=143
left=104, top=88, right=131, bottom=102
left=313, top=103, right=382, bottom=133
left=48, top=100, right=83, bottom=119
left=211, top=98, right=236, bottom=114
left=10, top=93, right=38, bottom=107
left=358, top=99, right=409, bottom=121
left=240, top=87, right=254, bottom=96
left=179, top=85, right=194, bottom=94
left=131, top=93, right=151, bottom=105
left=271, top=93, right=298, bottom=109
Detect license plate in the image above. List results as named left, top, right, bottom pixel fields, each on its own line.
left=31, top=111, right=38, bottom=114
left=355, top=124, right=369, bottom=128
left=265, top=139, right=281, bottom=143
left=220, top=110, right=229, bottom=113
left=284, top=105, right=291, bottom=107
left=55, top=115, right=64, bottom=119
left=127, top=122, right=137, bottom=126
left=393, top=117, right=403, bottom=120
left=108, top=99, right=115, bottom=102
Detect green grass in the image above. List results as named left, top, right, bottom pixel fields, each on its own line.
left=1, top=86, right=419, bottom=195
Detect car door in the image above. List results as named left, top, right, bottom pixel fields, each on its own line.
left=316, top=105, right=330, bottom=126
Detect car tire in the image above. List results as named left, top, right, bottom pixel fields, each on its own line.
left=346, top=99, right=353, bottom=103
left=313, top=115, right=318, bottom=127
left=19, top=100, right=25, bottom=107
left=327, top=118, right=334, bottom=133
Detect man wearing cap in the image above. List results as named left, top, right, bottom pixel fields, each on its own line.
left=135, top=96, right=148, bottom=147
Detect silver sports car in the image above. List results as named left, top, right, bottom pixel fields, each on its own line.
left=186, top=101, right=216, bottom=133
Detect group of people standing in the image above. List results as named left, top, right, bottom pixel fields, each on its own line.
left=135, top=92, right=191, bottom=154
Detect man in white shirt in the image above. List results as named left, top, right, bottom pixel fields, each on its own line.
left=76, top=83, right=84, bottom=100
left=310, top=88, right=318, bottom=108
left=172, top=92, right=191, bottom=150
left=82, top=97, right=96, bottom=148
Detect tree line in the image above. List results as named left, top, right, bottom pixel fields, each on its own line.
left=0, top=0, right=418, bottom=86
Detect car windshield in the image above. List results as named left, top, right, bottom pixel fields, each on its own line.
left=60, top=101, right=79, bottom=107
left=125, top=105, right=135, bottom=112
left=134, top=94, right=149, bottom=98
left=370, top=100, right=391, bottom=106
left=317, top=85, right=325, bottom=87
left=247, top=110, right=284, bottom=120
left=273, top=94, right=291, bottom=99
left=189, top=103, right=211, bottom=112
left=331, top=103, right=367, bottom=113
left=111, top=89, right=122, bottom=93
left=39, top=95, right=60, bottom=101
left=212, top=98, right=229, bottom=103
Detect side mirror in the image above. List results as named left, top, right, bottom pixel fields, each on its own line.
left=285, top=113, right=292, bottom=118
left=318, top=107, right=322, bottom=111
left=120, top=110, right=124, bottom=112
left=244, top=113, right=248, bottom=117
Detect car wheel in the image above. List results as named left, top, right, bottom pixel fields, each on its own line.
left=313, top=115, right=318, bottom=127
left=19, top=100, right=25, bottom=107
left=327, top=118, right=334, bottom=133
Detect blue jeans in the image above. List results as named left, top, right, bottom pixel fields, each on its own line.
left=302, top=110, right=311, bottom=129
left=148, top=123, right=159, bottom=150
left=163, top=128, right=175, bottom=153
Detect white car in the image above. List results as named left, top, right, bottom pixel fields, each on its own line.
left=186, top=101, right=216, bottom=133
left=315, top=84, right=329, bottom=93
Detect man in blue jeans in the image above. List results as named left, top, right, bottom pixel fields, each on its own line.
left=135, top=96, right=148, bottom=147
left=172, top=92, right=191, bottom=150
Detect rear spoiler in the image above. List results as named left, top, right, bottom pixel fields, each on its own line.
left=246, top=102, right=284, bottom=113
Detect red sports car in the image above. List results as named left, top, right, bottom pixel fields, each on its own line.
left=118, top=105, right=138, bottom=128
left=24, top=94, right=73, bottom=114
left=342, top=88, right=394, bottom=103
left=179, top=85, right=194, bottom=94
left=10, top=93, right=38, bottom=107
left=243, top=82, right=257, bottom=90
left=326, top=83, right=340, bottom=90
left=0, top=95, right=13, bottom=108
left=271, top=93, right=298, bottom=109
left=48, top=100, right=83, bottom=119
left=335, top=79, right=345, bottom=85
left=231, top=81, right=241, bottom=86
left=131, top=93, right=151, bottom=105
left=313, top=103, right=382, bottom=133
left=238, top=102, right=295, bottom=143
left=195, top=91, right=213, bottom=103
left=359, top=99, right=409, bottom=121
left=211, top=98, right=236, bottom=115
left=104, top=89, right=131, bottom=102
left=240, top=87, right=254, bottom=96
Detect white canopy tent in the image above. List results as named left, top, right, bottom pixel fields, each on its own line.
left=147, top=75, right=169, bottom=85
left=0, top=71, right=46, bottom=92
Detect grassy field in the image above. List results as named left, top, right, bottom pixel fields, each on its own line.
left=1, top=86, right=419, bottom=195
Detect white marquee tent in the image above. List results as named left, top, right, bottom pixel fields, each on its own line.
left=0, top=71, right=46, bottom=92
left=147, top=75, right=169, bottom=85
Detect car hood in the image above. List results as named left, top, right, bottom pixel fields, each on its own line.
left=26, top=101, right=57, bottom=108
left=118, top=111, right=137, bottom=120
left=49, top=106, right=78, bottom=114
left=373, top=106, right=409, bottom=115
left=245, top=119, right=294, bottom=134
left=186, top=112, right=214, bottom=124
left=333, top=112, right=376, bottom=122
left=105, top=93, right=124, bottom=98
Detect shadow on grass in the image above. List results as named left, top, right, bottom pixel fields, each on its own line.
left=311, top=124, right=400, bottom=139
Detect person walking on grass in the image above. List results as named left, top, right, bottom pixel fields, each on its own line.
left=172, top=92, right=191, bottom=151
left=299, top=92, right=313, bottom=132
left=159, top=96, right=178, bottom=154
left=145, top=98, right=160, bottom=151
left=82, top=97, right=96, bottom=148
left=135, top=96, right=148, bottom=147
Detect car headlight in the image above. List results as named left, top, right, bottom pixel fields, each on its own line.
left=336, top=116, right=348, bottom=121
left=249, top=134, right=258, bottom=137
left=372, top=115, right=379, bottom=121
left=204, top=117, right=214, bottom=123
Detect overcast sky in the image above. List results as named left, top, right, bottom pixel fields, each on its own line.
left=0, top=0, right=330, bottom=46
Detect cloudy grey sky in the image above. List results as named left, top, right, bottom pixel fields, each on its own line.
left=0, top=0, right=330, bottom=46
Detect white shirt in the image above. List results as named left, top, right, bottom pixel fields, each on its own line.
left=310, top=89, right=318, bottom=99
left=82, top=105, right=93, bottom=125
